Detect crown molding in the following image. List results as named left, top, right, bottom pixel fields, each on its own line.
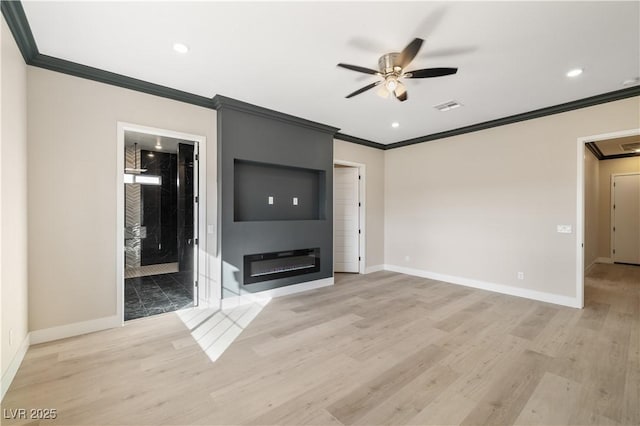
left=599, top=152, right=640, bottom=161
left=334, top=133, right=386, bottom=150
left=32, top=54, right=214, bottom=109
left=1, top=0, right=37, bottom=62
left=212, top=95, right=339, bottom=135
left=585, top=142, right=604, bottom=160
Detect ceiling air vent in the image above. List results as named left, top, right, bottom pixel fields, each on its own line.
left=434, top=100, right=462, bottom=111
left=620, top=141, right=640, bottom=152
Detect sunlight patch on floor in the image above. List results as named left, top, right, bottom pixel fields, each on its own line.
left=177, top=300, right=270, bottom=362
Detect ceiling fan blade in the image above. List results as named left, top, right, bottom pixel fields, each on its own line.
left=405, top=67, right=458, bottom=79
left=337, top=63, right=381, bottom=75
left=346, top=81, right=382, bottom=98
left=398, top=38, right=424, bottom=68
left=394, top=81, right=408, bottom=102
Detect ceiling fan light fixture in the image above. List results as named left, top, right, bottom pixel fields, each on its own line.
left=338, top=38, right=457, bottom=102
left=385, top=76, right=398, bottom=91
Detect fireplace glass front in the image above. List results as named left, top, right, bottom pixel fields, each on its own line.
left=244, top=248, right=320, bottom=285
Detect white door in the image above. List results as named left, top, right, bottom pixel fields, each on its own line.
left=613, top=173, right=640, bottom=265
left=334, top=167, right=359, bottom=273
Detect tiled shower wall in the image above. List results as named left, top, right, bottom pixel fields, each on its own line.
left=125, top=145, right=142, bottom=270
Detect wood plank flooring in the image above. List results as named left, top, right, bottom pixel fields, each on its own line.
left=2, top=263, right=638, bottom=425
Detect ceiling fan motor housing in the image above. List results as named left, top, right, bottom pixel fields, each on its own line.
left=378, top=53, right=402, bottom=75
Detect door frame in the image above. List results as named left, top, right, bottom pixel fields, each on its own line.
left=610, top=172, right=640, bottom=262
left=576, top=127, right=640, bottom=309
left=117, top=122, right=207, bottom=324
left=333, top=160, right=366, bottom=274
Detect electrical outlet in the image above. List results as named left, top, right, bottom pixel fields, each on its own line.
left=517, top=272, right=525, bottom=280
left=268, top=196, right=274, bottom=205
left=293, top=197, right=298, bottom=206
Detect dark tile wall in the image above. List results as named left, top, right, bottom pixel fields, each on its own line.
left=140, top=150, right=178, bottom=266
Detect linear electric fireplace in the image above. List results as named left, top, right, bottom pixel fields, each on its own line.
left=244, top=248, right=320, bottom=285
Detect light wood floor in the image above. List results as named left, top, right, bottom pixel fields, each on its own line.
left=2, top=264, right=639, bottom=425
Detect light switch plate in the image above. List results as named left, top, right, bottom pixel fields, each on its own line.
left=557, top=224, right=572, bottom=234
left=293, top=197, right=298, bottom=206
left=268, top=196, right=274, bottom=205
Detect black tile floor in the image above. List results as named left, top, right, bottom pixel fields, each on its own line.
left=125, top=271, right=194, bottom=321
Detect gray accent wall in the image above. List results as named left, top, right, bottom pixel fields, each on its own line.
left=215, top=97, right=337, bottom=297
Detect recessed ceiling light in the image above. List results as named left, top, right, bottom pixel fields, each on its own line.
left=173, top=43, right=189, bottom=54
left=391, top=122, right=400, bottom=128
left=566, top=68, right=583, bottom=78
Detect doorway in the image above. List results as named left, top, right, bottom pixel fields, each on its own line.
left=334, top=161, right=365, bottom=274
left=577, top=128, right=640, bottom=308
left=122, top=129, right=199, bottom=320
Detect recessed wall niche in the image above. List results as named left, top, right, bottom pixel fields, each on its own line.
left=214, top=96, right=337, bottom=296
left=234, top=159, right=326, bottom=222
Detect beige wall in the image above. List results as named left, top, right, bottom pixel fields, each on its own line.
left=584, top=149, right=600, bottom=267
left=385, top=97, right=640, bottom=300
left=334, top=140, right=385, bottom=269
left=597, top=156, right=640, bottom=258
left=27, top=67, right=216, bottom=331
left=1, top=17, right=29, bottom=379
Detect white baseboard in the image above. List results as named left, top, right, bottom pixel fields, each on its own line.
left=383, top=264, right=580, bottom=308
left=1, top=332, right=30, bottom=401
left=221, top=277, right=334, bottom=310
left=596, top=257, right=614, bottom=264
left=30, top=315, right=122, bottom=345
left=364, top=264, right=384, bottom=274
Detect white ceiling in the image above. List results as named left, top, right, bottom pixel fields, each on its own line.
left=22, top=1, right=640, bottom=144
left=595, top=135, right=640, bottom=156
left=124, top=130, right=191, bottom=154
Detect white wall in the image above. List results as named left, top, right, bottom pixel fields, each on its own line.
left=584, top=148, right=599, bottom=267
left=1, top=16, right=29, bottom=391
left=385, top=97, right=639, bottom=304
left=334, top=140, right=384, bottom=270
left=27, top=67, right=216, bottom=333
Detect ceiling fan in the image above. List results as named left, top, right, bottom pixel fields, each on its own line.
left=337, top=38, right=458, bottom=102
